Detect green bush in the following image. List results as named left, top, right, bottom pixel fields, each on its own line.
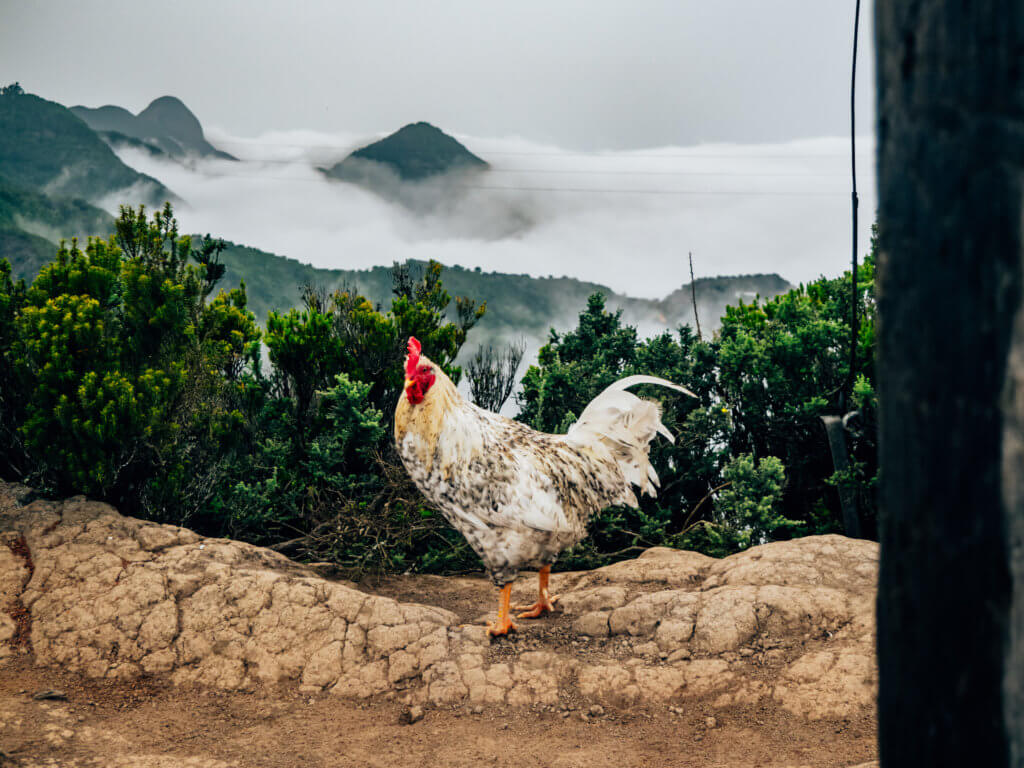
left=713, top=238, right=877, bottom=536
left=678, top=453, right=796, bottom=557
left=2, top=204, right=260, bottom=518
left=222, top=373, right=385, bottom=542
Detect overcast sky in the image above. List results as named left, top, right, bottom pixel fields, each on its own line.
left=2, top=0, right=872, bottom=151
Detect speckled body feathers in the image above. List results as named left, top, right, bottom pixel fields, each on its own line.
left=395, top=357, right=690, bottom=585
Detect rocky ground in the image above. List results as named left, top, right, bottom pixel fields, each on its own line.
left=0, top=482, right=879, bottom=767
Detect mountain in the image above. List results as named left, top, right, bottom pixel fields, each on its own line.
left=207, top=239, right=791, bottom=356
left=0, top=89, right=789, bottom=355
left=0, top=89, right=176, bottom=207
left=0, top=174, right=115, bottom=278
left=325, top=122, right=488, bottom=182
left=71, top=96, right=237, bottom=161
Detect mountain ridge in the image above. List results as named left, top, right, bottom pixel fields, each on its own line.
left=71, top=95, right=237, bottom=161
left=208, top=239, right=791, bottom=355
left=0, top=173, right=115, bottom=275
left=0, top=90, right=176, bottom=207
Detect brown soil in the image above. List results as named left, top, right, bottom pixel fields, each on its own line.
left=0, top=654, right=876, bottom=768
left=0, top=488, right=880, bottom=767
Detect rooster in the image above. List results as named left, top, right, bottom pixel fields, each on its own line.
left=395, top=337, right=694, bottom=636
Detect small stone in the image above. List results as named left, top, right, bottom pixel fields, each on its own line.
left=704, top=716, right=717, bottom=729
left=399, top=705, right=425, bottom=725
left=632, top=641, right=660, bottom=658
left=561, top=711, right=571, bottom=718
left=588, top=705, right=604, bottom=717
left=667, top=648, right=691, bottom=663
left=738, top=648, right=754, bottom=657
left=471, top=705, right=483, bottom=715
left=32, top=690, right=67, bottom=701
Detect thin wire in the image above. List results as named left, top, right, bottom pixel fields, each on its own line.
left=848, top=0, right=861, bottom=399
left=486, top=168, right=854, bottom=177
left=462, top=184, right=846, bottom=197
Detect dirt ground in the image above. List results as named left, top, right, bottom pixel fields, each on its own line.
left=3, top=564, right=878, bottom=768
left=0, top=654, right=876, bottom=768
left=0, top=489, right=880, bottom=767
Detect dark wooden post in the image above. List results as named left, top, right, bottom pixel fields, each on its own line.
left=875, top=2, right=1023, bottom=766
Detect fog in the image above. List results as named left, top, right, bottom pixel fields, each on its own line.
left=105, top=128, right=877, bottom=299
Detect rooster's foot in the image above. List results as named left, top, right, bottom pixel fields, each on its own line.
left=486, top=616, right=517, bottom=637
left=514, top=593, right=559, bottom=619
left=486, top=583, right=517, bottom=637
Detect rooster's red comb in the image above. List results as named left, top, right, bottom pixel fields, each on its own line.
left=405, top=337, right=422, bottom=377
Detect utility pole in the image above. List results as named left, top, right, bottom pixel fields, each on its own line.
left=875, top=1, right=1023, bottom=765
left=688, top=252, right=702, bottom=342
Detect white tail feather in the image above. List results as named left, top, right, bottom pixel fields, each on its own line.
left=604, top=374, right=697, bottom=399
left=565, top=375, right=696, bottom=501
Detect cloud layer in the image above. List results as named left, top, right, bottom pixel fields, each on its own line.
left=107, top=128, right=877, bottom=299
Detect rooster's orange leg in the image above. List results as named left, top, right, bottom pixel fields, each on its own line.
left=486, top=583, right=517, bottom=637
left=515, top=564, right=558, bottom=618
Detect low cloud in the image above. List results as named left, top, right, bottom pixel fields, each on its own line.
left=107, top=127, right=877, bottom=300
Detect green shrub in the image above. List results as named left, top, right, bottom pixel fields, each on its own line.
left=678, top=453, right=796, bottom=557
left=2, top=204, right=260, bottom=517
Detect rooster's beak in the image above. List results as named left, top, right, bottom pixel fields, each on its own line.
left=404, top=379, right=414, bottom=391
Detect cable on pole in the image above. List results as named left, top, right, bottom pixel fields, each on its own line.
left=848, top=0, right=861, bottom=400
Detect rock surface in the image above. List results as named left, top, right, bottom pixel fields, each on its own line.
left=0, top=483, right=878, bottom=722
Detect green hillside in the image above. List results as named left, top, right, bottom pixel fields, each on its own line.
left=0, top=87, right=176, bottom=206
left=211, top=239, right=791, bottom=352
left=0, top=228, right=53, bottom=278
left=0, top=174, right=115, bottom=278
left=4, top=219, right=791, bottom=356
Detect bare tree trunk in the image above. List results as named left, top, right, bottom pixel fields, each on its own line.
left=875, top=2, right=1023, bottom=766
